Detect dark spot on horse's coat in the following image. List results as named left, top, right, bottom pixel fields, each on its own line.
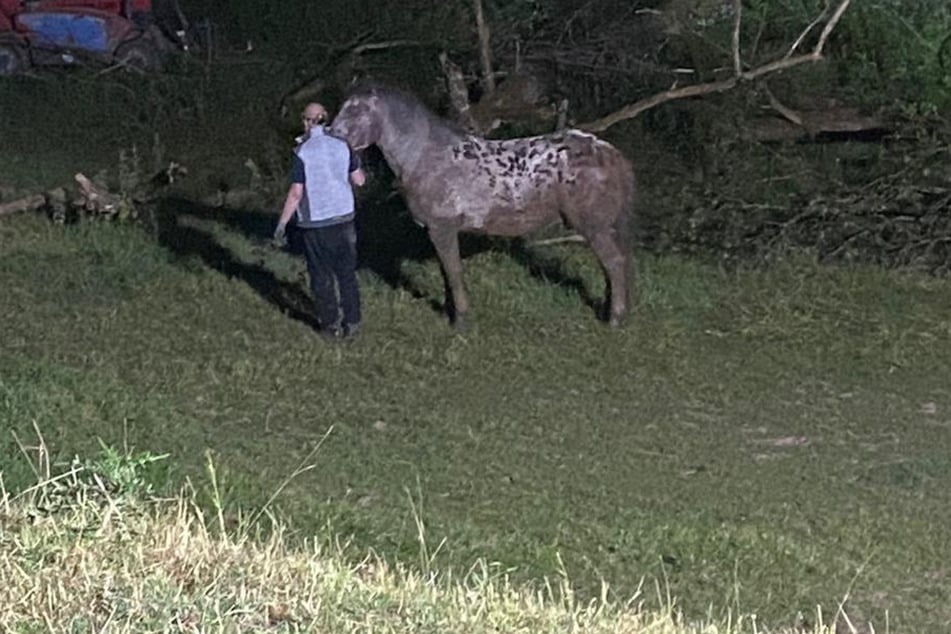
left=464, top=150, right=478, bottom=160
left=514, top=147, right=527, bottom=158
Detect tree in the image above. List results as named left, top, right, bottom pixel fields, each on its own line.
left=580, top=0, right=855, bottom=132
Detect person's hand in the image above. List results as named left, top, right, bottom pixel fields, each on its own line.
left=272, top=221, right=287, bottom=248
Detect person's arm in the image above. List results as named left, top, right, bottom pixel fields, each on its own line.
left=348, top=147, right=366, bottom=187
left=274, top=155, right=305, bottom=241
left=278, top=183, right=303, bottom=228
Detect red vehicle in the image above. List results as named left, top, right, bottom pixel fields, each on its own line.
left=0, top=0, right=189, bottom=75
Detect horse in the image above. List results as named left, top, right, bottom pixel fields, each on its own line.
left=329, top=82, right=636, bottom=328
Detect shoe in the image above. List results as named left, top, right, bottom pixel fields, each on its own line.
left=340, top=322, right=360, bottom=340
left=318, top=324, right=342, bottom=342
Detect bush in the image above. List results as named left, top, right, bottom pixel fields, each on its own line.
left=834, top=0, right=951, bottom=114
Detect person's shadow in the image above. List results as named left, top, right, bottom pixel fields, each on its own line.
left=151, top=196, right=320, bottom=329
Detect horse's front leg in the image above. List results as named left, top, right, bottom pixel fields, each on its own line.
left=427, top=225, right=468, bottom=328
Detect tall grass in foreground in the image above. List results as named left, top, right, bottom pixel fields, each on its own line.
left=0, top=441, right=853, bottom=634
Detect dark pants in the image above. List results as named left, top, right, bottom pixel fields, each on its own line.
left=298, top=221, right=361, bottom=330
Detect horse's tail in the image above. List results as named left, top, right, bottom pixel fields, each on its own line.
left=616, top=156, right=638, bottom=298
left=615, top=156, right=637, bottom=256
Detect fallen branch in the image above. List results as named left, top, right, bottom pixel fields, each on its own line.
left=74, top=172, right=136, bottom=220
left=745, top=105, right=885, bottom=142
left=350, top=39, right=421, bottom=56
left=763, top=84, right=804, bottom=127
left=0, top=194, right=45, bottom=216
left=579, top=0, right=853, bottom=132
left=529, top=234, right=587, bottom=247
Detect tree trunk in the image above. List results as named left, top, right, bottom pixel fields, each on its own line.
left=472, top=0, right=495, bottom=96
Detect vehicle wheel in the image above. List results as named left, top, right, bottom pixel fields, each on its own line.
left=0, top=42, right=28, bottom=77
left=114, top=38, right=160, bottom=73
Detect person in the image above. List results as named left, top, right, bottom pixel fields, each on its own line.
left=274, top=102, right=366, bottom=340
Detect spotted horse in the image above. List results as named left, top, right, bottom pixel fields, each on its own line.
left=330, top=82, right=637, bottom=328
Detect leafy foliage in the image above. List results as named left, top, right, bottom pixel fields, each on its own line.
left=835, top=0, right=951, bottom=113
left=84, top=440, right=169, bottom=498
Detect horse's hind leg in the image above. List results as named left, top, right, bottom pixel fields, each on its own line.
left=581, top=228, right=630, bottom=327
left=428, top=225, right=469, bottom=328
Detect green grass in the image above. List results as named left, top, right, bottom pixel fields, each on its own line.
left=3, top=66, right=951, bottom=632
left=2, top=210, right=951, bottom=631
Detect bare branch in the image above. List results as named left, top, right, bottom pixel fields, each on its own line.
left=439, top=52, right=481, bottom=133
left=350, top=39, right=421, bottom=56
left=579, top=0, right=853, bottom=133
left=557, top=0, right=596, bottom=47
left=763, top=83, right=804, bottom=127
left=786, top=0, right=830, bottom=59
left=580, top=78, right=738, bottom=132
left=815, top=0, right=852, bottom=52
left=732, top=0, right=743, bottom=76
left=555, top=98, right=569, bottom=131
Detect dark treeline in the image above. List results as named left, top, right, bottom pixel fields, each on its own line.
left=169, top=0, right=951, bottom=270
left=178, top=0, right=951, bottom=116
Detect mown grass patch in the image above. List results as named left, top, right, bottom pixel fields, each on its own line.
left=0, top=446, right=851, bottom=633
left=3, top=207, right=951, bottom=631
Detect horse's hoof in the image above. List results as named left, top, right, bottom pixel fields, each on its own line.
left=451, top=315, right=469, bottom=332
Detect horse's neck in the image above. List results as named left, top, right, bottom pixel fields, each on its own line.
left=378, top=111, right=455, bottom=183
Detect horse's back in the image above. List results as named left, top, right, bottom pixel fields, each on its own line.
left=528, top=129, right=635, bottom=227
left=405, top=126, right=634, bottom=235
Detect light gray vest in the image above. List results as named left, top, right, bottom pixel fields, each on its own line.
left=295, top=128, right=355, bottom=227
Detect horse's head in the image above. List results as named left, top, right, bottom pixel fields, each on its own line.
left=330, top=90, right=383, bottom=151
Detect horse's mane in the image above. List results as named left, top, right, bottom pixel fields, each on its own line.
left=349, top=81, right=467, bottom=144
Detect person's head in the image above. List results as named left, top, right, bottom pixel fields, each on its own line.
left=302, top=102, right=328, bottom=132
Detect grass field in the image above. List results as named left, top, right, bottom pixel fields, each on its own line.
left=2, top=69, right=951, bottom=632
